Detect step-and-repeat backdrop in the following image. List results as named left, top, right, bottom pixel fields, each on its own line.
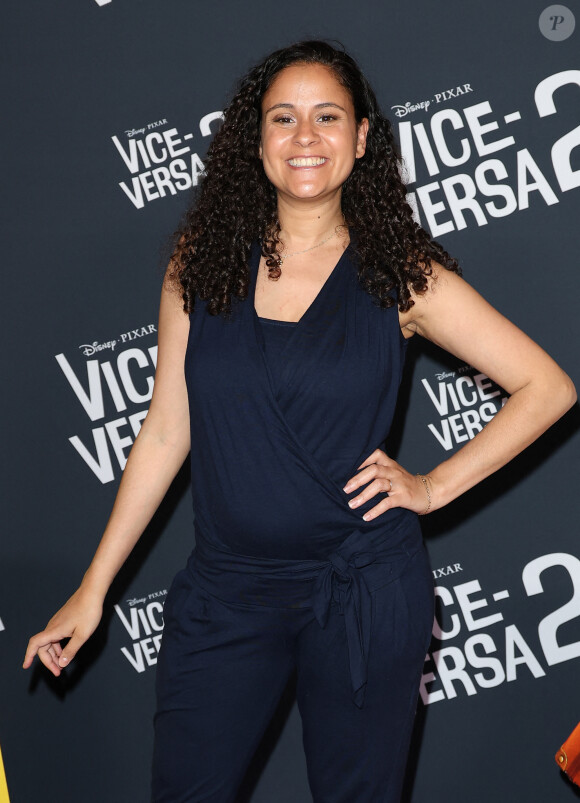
left=3, top=1, right=579, bottom=801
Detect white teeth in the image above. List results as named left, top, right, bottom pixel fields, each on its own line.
left=288, top=157, right=327, bottom=167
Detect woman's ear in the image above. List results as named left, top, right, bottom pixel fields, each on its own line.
left=356, top=118, right=369, bottom=158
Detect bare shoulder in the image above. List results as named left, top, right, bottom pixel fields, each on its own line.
left=156, top=268, right=191, bottom=370
left=144, top=268, right=191, bottom=422
left=160, top=267, right=189, bottom=322
left=398, top=260, right=465, bottom=340
left=398, top=260, right=575, bottom=401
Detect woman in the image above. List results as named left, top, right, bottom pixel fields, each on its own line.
left=24, top=41, right=576, bottom=802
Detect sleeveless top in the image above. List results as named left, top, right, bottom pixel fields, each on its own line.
left=184, top=239, right=419, bottom=562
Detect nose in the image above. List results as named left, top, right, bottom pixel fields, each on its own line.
left=294, top=118, right=319, bottom=147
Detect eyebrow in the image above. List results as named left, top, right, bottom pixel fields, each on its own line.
left=264, top=102, right=347, bottom=115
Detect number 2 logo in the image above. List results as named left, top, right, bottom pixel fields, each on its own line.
left=535, top=70, right=580, bottom=192
left=523, top=552, right=580, bottom=666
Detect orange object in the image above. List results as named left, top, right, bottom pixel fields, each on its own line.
left=555, top=721, right=580, bottom=787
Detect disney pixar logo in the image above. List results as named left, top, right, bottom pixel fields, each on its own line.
left=391, top=83, right=473, bottom=118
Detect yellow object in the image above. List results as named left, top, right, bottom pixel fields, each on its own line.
left=0, top=745, right=10, bottom=803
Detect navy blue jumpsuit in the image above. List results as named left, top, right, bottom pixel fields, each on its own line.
left=151, top=240, right=435, bottom=802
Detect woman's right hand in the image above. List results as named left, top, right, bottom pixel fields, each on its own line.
left=22, top=587, right=104, bottom=677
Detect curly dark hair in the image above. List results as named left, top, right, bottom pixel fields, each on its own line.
left=169, top=40, right=460, bottom=316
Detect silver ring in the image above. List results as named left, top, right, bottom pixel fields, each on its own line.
left=388, top=479, right=393, bottom=492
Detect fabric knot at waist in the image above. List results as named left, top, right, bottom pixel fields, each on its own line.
left=312, top=531, right=381, bottom=709
left=190, top=523, right=421, bottom=709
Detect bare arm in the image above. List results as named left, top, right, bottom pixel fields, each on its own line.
left=23, top=277, right=191, bottom=675
left=344, top=266, right=577, bottom=517
left=80, top=281, right=191, bottom=597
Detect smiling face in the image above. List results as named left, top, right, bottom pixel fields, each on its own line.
left=259, top=63, right=369, bottom=204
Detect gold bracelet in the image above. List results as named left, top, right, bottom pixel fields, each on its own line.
left=416, top=474, right=432, bottom=515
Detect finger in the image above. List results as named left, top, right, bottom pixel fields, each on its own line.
left=47, top=644, right=60, bottom=666
left=47, top=648, right=62, bottom=674
left=37, top=646, right=62, bottom=677
left=23, top=631, right=60, bottom=668
left=23, top=627, right=71, bottom=669
left=347, top=478, right=392, bottom=509
left=58, top=633, right=86, bottom=668
left=343, top=463, right=389, bottom=493
left=357, top=449, right=391, bottom=470
left=361, top=497, right=394, bottom=521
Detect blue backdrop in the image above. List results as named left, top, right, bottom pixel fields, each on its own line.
left=2, top=1, right=579, bottom=800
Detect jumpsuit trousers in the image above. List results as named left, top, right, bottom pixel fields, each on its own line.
left=152, top=531, right=434, bottom=802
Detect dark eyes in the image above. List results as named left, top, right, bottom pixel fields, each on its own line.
left=271, top=114, right=337, bottom=125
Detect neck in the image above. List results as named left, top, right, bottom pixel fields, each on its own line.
left=276, top=194, right=346, bottom=249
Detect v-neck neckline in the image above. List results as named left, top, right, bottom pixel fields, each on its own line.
left=250, top=240, right=350, bottom=329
